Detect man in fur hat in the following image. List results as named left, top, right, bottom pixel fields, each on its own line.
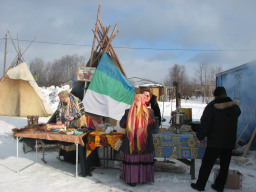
left=191, top=86, right=241, bottom=192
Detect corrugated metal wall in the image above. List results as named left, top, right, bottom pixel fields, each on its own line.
left=216, top=61, right=256, bottom=148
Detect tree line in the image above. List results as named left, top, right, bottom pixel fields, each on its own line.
left=29, top=54, right=221, bottom=102
left=164, top=63, right=222, bottom=103
left=29, top=55, right=86, bottom=87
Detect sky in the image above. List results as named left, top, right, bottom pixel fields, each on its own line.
left=1, top=0, right=256, bottom=83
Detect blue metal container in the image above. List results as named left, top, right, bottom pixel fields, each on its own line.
left=216, top=60, right=256, bottom=148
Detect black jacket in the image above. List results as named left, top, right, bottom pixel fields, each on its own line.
left=150, top=94, right=161, bottom=125
left=197, top=96, right=241, bottom=149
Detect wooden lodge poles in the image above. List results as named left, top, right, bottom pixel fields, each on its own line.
left=88, top=4, right=128, bottom=78
left=243, top=126, right=256, bottom=157
left=89, top=4, right=101, bottom=68
left=0, top=31, right=36, bottom=82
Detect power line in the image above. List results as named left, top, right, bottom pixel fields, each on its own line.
left=0, top=37, right=256, bottom=52
left=0, top=38, right=91, bottom=47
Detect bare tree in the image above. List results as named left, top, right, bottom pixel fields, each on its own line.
left=193, top=63, right=222, bottom=103
left=30, top=58, right=45, bottom=84
left=29, top=55, right=86, bottom=87
left=164, top=63, right=190, bottom=99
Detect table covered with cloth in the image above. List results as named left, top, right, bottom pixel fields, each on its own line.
left=13, top=131, right=100, bottom=177
left=153, top=131, right=207, bottom=179
left=14, top=131, right=87, bottom=146
left=153, top=131, right=206, bottom=159
left=86, top=131, right=125, bottom=158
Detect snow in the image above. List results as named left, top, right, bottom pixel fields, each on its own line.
left=1, top=85, right=256, bottom=192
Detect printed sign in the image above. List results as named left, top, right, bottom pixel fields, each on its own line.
left=77, top=66, right=96, bottom=82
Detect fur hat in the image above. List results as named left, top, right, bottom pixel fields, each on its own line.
left=213, top=86, right=227, bottom=97
left=58, top=91, right=70, bottom=99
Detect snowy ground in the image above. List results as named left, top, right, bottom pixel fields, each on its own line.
left=0, top=85, right=256, bottom=192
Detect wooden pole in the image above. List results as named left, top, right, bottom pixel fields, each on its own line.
left=91, top=27, right=111, bottom=65
left=98, top=19, right=127, bottom=78
left=236, top=123, right=249, bottom=145
left=8, top=31, right=24, bottom=63
left=103, top=24, right=117, bottom=52
left=95, top=25, right=110, bottom=50
left=0, top=36, right=36, bottom=82
left=243, top=126, right=256, bottom=157
left=104, top=31, right=119, bottom=52
left=89, top=4, right=101, bottom=67
left=91, top=28, right=103, bottom=48
left=4, top=33, right=8, bottom=75
left=100, top=26, right=111, bottom=48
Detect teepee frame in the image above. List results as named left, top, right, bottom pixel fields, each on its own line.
left=88, top=4, right=127, bottom=78
left=0, top=31, right=36, bottom=81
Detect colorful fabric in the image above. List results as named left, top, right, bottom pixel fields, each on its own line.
left=153, top=131, right=207, bottom=159
left=106, top=135, right=123, bottom=151
left=127, top=94, right=149, bottom=154
left=86, top=116, right=102, bottom=129
left=83, top=52, right=134, bottom=120
left=120, top=108, right=157, bottom=155
left=121, top=153, right=154, bottom=184
left=86, top=132, right=125, bottom=157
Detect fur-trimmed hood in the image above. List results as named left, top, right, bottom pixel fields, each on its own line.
left=214, top=99, right=240, bottom=110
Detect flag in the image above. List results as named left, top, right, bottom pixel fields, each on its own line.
left=83, top=52, right=134, bottom=120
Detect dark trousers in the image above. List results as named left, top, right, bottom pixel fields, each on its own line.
left=196, top=147, right=233, bottom=190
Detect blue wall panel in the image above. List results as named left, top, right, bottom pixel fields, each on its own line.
left=216, top=61, right=256, bottom=148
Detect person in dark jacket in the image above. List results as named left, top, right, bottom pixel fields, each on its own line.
left=191, top=87, right=241, bottom=192
left=143, top=88, right=161, bottom=133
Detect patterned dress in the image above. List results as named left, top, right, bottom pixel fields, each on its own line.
left=119, top=108, right=157, bottom=184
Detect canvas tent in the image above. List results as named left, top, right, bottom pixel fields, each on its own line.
left=0, top=62, right=53, bottom=117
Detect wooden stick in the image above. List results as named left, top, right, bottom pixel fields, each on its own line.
left=92, top=28, right=103, bottom=48
left=236, top=123, right=249, bottom=145
left=97, top=26, right=110, bottom=49
left=98, top=20, right=127, bottom=77
left=98, top=19, right=105, bottom=33
left=91, top=27, right=111, bottom=65
left=8, top=31, right=24, bottom=63
left=89, top=4, right=101, bottom=67
left=243, top=126, right=256, bottom=157
left=101, top=26, right=111, bottom=46
left=109, top=43, right=127, bottom=78
left=104, top=30, right=119, bottom=52
left=103, top=24, right=117, bottom=52
left=0, top=36, right=36, bottom=81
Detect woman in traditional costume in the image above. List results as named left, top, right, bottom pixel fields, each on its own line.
left=119, top=94, right=157, bottom=186
left=56, top=91, right=86, bottom=128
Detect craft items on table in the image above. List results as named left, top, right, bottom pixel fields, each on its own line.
left=12, top=123, right=95, bottom=136
left=46, top=124, right=66, bottom=132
